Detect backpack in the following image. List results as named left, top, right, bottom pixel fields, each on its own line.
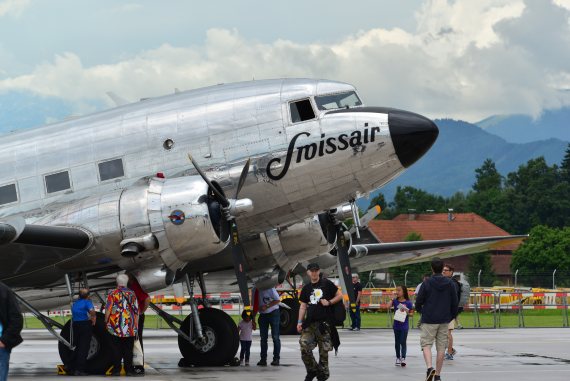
left=459, top=281, right=471, bottom=307
left=330, top=300, right=346, bottom=326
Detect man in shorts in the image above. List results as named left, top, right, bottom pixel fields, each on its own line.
left=415, top=259, right=458, bottom=381
left=443, top=265, right=462, bottom=360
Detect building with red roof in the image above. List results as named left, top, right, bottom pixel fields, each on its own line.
left=367, top=212, right=521, bottom=283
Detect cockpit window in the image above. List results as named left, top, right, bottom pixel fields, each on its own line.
left=290, top=98, right=316, bottom=123
left=315, top=91, right=362, bottom=111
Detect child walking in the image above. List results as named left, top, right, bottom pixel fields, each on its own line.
left=238, top=310, right=254, bottom=365
left=392, top=285, right=413, bottom=367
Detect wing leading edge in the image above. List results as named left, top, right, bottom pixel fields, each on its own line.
left=0, top=218, right=92, bottom=284
left=349, top=235, right=527, bottom=273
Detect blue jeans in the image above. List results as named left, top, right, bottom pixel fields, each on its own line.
left=239, top=340, right=251, bottom=362
left=0, top=347, right=10, bottom=381
left=349, top=305, right=361, bottom=329
left=258, top=309, right=281, bottom=360
left=394, top=329, right=408, bottom=359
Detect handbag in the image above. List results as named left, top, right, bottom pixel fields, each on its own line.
left=132, top=337, right=144, bottom=367
left=394, top=308, right=407, bottom=323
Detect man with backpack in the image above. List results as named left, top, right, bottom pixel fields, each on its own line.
left=443, top=264, right=462, bottom=360
left=456, top=275, right=471, bottom=329
left=297, top=263, right=343, bottom=381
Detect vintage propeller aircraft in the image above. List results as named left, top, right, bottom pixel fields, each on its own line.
left=0, top=78, right=524, bottom=371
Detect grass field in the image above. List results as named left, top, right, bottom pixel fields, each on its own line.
left=23, top=309, right=569, bottom=330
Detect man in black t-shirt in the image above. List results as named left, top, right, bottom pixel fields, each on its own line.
left=349, top=274, right=363, bottom=331
left=297, top=263, right=342, bottom=381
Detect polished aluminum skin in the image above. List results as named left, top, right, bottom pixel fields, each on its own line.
left=0, top=78, right=439, bottom=298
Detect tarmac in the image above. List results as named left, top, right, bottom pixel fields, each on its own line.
left=8, top=328, right=570, bottom=380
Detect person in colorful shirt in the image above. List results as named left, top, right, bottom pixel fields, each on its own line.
left=105, top=274, right=139, bottom=377
left=392, top=285, right=413, bottom=367
left=128, top=274, right=150, bottom=375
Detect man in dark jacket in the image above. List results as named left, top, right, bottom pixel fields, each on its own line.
left=415, top=259, right=458, bottom=381
left=0, top=282, right=24, bottom=381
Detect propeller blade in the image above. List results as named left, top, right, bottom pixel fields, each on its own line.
left=349, top=204, right=382, bottom=234
left=234, top=158, right=251, bottom=199
left=359, top=205, right=381, bottom=227
left=229, top=221, right=251, bottom=309
left=188, top=154, right=229, bottom=206
left=336, top=226, right=357, bottom=312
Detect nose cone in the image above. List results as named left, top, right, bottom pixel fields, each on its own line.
left=388, top=110, right=439, bottom=168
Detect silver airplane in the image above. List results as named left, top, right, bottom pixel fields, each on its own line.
left=0, top=78, right=523, bottom=370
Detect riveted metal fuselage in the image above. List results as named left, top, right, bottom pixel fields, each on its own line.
left=0, top=78, right=406, bottom=287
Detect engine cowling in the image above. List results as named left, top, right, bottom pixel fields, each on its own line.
left=120, top=176, right=228, bottom=270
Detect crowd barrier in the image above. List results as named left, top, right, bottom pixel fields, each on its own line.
left=24, top=289, right=570, bottom=329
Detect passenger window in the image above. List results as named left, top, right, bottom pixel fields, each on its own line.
left=45, top=171, right=71, bottom=194
left=0, top=183, right=18, bottom=205
left=98, top=158, right=125, bottom=182
left=290, top=99, right=316, bottom=123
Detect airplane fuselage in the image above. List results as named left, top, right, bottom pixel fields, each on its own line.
left=0, top=78, right=437, bottom=289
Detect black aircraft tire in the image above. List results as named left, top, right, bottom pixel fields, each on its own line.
left=58, top=312, right=117, bottom=375
left=280, top=298, right=300, bottom=335
left=178, top=307, right=239, bottom=367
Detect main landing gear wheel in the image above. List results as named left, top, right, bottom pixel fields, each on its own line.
left=178, top=307, right=239, bottom=366
left=58, top=312, right=116, bottom=375
left=280, top=298, right=300, bottom=335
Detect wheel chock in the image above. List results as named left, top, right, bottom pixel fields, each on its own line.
left=105, top=365, right=126, bottom=376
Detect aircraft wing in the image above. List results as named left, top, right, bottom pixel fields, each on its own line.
left=0, top=217, right=92, bottom=284
left=348, top=235, right=526, bottom=273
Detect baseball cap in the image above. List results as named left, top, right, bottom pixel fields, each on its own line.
left=307, top=263, right=320, bottom=271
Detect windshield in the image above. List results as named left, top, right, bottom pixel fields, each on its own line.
left=315, top=91, right=362, bottom=111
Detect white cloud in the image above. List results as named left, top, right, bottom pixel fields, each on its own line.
left=0, top=0, right=569, bottom=122
left=0, top=0, right=30, bottom=17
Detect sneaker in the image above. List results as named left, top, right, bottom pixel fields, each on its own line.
left=445, top=353, right=454, bottom=360
left=425, top=367, right=436, bottom=381
left=240, top=359, right=244, bottom=366
left=434, top=376, right=441, bottom=381
left=400, top=358, right=406, bottom=367
left=271, top=359, right=280, bottom=366
left=257, top=359, right=267, bottom=366
left=354, top=328, right=360, bottom=331
left=245, top=361, right=249, bottom=366
left=395, top=358, right=401, bottom=366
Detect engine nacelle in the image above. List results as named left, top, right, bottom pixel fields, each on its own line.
left=242, top=215, right=335, bottom=289
left=130, top=268, right=176, bottom=292
left=120, top=176, right=228, bottom=270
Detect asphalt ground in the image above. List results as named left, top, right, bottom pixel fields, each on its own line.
left=7, top=328, right=570, bottom=380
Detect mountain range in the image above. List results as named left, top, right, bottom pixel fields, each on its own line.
left=361, top=119, right=568, bottom=207
left=476, top=107, right=570, bottom=143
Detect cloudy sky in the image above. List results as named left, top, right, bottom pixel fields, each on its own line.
left=1, top=0, right=569, bottom=129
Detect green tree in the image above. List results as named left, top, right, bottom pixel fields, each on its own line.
left=467, top=159, right=511, bottom=230
left=511, top=225, right=570, bottom=288
left=467, top=253, right=496, bottom=287
left=473, top=158, right=502, bottom=192
left=561, top=143, right=570, bottom=182
left=504, top=157, right=569, bottom=233
left=392, top=186, right=447, bottom=215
